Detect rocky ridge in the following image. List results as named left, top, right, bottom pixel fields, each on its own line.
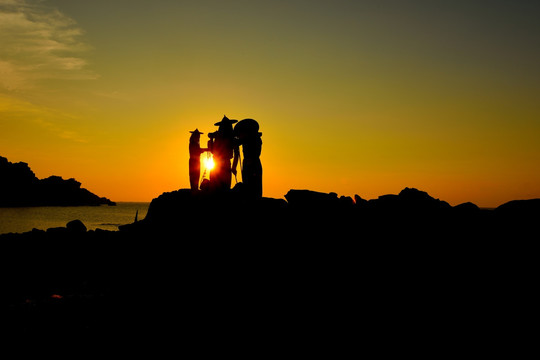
left=1, top=185, right=538, bottom=336
left=0, top=156, right=115, bottom=207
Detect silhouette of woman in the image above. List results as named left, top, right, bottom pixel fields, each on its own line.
left=188, top=129, right=207, bottom=191
left=233, top=119, right=262, bottom=198
left=208, top=116, right=238, bottom=192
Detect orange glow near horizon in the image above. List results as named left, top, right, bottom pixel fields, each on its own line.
left=1, top=1, right=540, bottom=208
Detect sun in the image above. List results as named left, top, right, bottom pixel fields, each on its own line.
left=203, top=154, right=215, bottom=171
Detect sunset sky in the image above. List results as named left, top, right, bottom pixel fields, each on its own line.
left=1, top=0, right=539, bottom=207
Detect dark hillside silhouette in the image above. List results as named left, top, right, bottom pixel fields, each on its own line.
left=0, top=156, right=115, bottom=207
left=1, top=184, right=538, bottom=337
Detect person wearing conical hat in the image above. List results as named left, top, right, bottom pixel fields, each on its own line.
left=189, top=129, right=207, bottom=191
left=207, top=115, right=239, bottom=192
left=233, top=119, right=263, bottom=198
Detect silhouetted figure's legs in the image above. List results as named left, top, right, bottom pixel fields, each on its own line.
left=211, top=157, right=232, bottom=192
left=188, top=128, right=206, bottom=191
left=189, top=158, right=200, bottom=191
left=242, top=158, right=262, bottom=198
left=235, top=126, right=262, bottom=198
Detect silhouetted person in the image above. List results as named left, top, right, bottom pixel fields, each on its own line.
left=208, top=116, right=238, bottom=192
left=189, top=129, right=207, bottom=191
left=233, top=119, right=262, bottom=198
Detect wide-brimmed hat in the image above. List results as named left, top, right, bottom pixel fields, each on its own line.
left=214, top=115, right=238, bottom=126
left=234, top=118, right=259, bottom=134
left=189, top=128, right=204, bottom=135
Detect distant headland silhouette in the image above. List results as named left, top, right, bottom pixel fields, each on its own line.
left=0, top=155, right=115, bottom=207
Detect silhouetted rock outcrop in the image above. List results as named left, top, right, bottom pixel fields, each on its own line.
left=121, top=187, right=288, bottom=238
left=366, top=187, right=452, bottom=214
left=494, top=199, right=540, bottom=233
left=120, top=186, right=502, bottom=242
left=285, top=189, right=340, bottom=209
left=454, top=202, right=480, bottom=212
left=2, top=185, right=538, bottom=336
left=354, top=194, right=368, bottom=207
left=66, top=219, right=87, bottom=233
left=0, top=156, right=115, bottom=206
left=453, top=202, right=481, bottom=216
left=495, top=199, right=540, bottom=217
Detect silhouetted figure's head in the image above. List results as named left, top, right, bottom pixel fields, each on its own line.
left=214, top=115, right=238, bottom=134
left=233, top=118, right=260, bottom=140
left=189, top=129, right=204, bottom=144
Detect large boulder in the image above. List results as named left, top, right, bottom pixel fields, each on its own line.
left=454, top=202, right=480, bottom=211
left=496, top=199, right=540, bottom=214
left=284, top=189, right=340, bottom=209
left=134, top=188, right=288, bottom=239
left=367, top=187, right=451, bottom=214
left=397, top=187, right=451, bottom=211
left=495, top=199, right=540, bottom=223
left=453, top=202, right=481, bottom=218
left=66, top=219, right=87, bottom=233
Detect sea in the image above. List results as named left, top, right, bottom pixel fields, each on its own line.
left=0, top=202, right=150, bottom=235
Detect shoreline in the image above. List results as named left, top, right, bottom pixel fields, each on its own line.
left=0, top=202, right=150, bottom=236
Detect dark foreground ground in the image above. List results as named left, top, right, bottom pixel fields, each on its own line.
left=1, top=188, right=537, bottom=351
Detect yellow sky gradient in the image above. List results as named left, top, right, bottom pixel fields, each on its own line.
left=1, top=0, right=539, bottom=207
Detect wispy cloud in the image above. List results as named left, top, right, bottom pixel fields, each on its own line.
left=0, top=0, right=98, bottom=91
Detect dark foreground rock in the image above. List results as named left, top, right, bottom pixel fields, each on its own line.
left=0, top=155, right=115, bottom=207
left=1, top=187, right=537, bottom=346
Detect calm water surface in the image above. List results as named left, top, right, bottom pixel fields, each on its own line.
left=0, top=202, right=150, bottom=235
